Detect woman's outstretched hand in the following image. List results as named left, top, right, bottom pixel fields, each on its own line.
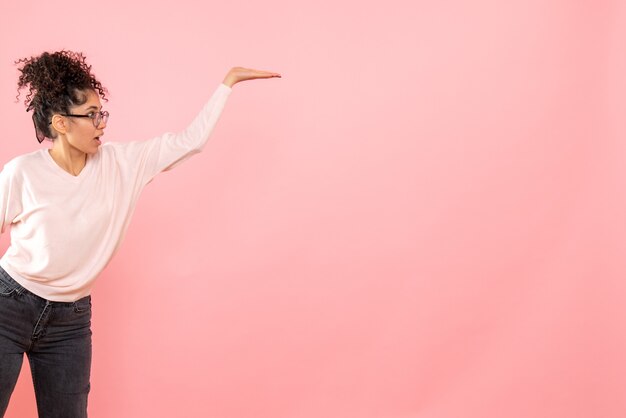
left=222, top=67, right=282, bottom=88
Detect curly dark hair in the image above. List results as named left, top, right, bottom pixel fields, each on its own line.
left=15, top=50, right=108, bottom=143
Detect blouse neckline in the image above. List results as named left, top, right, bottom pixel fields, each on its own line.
left=42, top=148, right=95, bottom=182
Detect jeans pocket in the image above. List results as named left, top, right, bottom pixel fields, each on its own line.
left=0, top=283, right=16, bottom=297
left=73, top=296, right=92, bottom=313
left=0, top=270, right=19, bottom=297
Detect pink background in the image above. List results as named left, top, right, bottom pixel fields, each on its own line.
left=1, top=0, right=625, bottom=417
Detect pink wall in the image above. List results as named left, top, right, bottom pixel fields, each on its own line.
left=1, top=0, right=625, bottom=417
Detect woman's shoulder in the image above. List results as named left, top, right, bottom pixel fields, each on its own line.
left=98, top=140, right=137, bottom=160
left=2, top=149, right=45, bottom=171
left=99, top=138, right=163, bottom=160
left=0, top=149, right=46, bottom=186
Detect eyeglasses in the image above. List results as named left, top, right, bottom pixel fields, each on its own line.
left=33, top=110, right=110, bottom=144
left=49, top=110, right=110, bottom=128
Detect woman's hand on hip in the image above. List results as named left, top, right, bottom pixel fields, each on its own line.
left=222, top=67, right=281, bottom=88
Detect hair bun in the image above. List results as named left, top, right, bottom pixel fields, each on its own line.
left=14, top=50, right=108, bottom=142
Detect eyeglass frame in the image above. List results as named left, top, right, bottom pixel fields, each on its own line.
left=33, top=110, right=110, bottom=144
left=48, top=110, right=109, bottom=127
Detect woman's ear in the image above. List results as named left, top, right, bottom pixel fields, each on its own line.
left=50, top=114, right=68, bottom=136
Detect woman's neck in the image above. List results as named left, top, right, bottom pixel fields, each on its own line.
left=48, top=140, right=87, bottom=176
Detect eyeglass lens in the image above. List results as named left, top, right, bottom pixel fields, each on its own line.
left=95, top=111, right=109, bottom=127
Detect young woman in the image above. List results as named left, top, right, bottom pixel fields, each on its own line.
left=0, top=50, right=280, bottom=417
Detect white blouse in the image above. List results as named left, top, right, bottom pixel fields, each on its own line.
left=0, top=83, right=232, bottom=301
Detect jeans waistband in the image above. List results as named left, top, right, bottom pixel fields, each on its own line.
left=0, top=265, right=90, bottom=306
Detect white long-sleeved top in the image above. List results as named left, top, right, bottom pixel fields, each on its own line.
left=0, top=83, right=232, bottom=302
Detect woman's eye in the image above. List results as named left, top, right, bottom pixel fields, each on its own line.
left=87, top=112, right=96, bottom=118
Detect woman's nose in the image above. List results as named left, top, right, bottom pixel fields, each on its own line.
left=97, top=111, right=109, bottom=129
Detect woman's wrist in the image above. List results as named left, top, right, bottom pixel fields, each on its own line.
left=222, top=74, right=236, bottom=88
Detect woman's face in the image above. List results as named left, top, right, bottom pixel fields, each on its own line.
left=60, top=89, right=107, bottom=154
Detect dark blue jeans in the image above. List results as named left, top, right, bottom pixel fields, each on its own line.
left=0, top=266, right=92, bottom=418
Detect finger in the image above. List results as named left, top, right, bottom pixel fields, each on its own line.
left=247, top=69, right=281, bottom=76
left=248, top=71, right=282, bottom=78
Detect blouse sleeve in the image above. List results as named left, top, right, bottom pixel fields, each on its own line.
left=0, top=163, right=22, bottom=234
left=119, top=82, right=232, bottom=186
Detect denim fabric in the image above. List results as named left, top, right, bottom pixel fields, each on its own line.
left=0, top=266, right=91, bottom=418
